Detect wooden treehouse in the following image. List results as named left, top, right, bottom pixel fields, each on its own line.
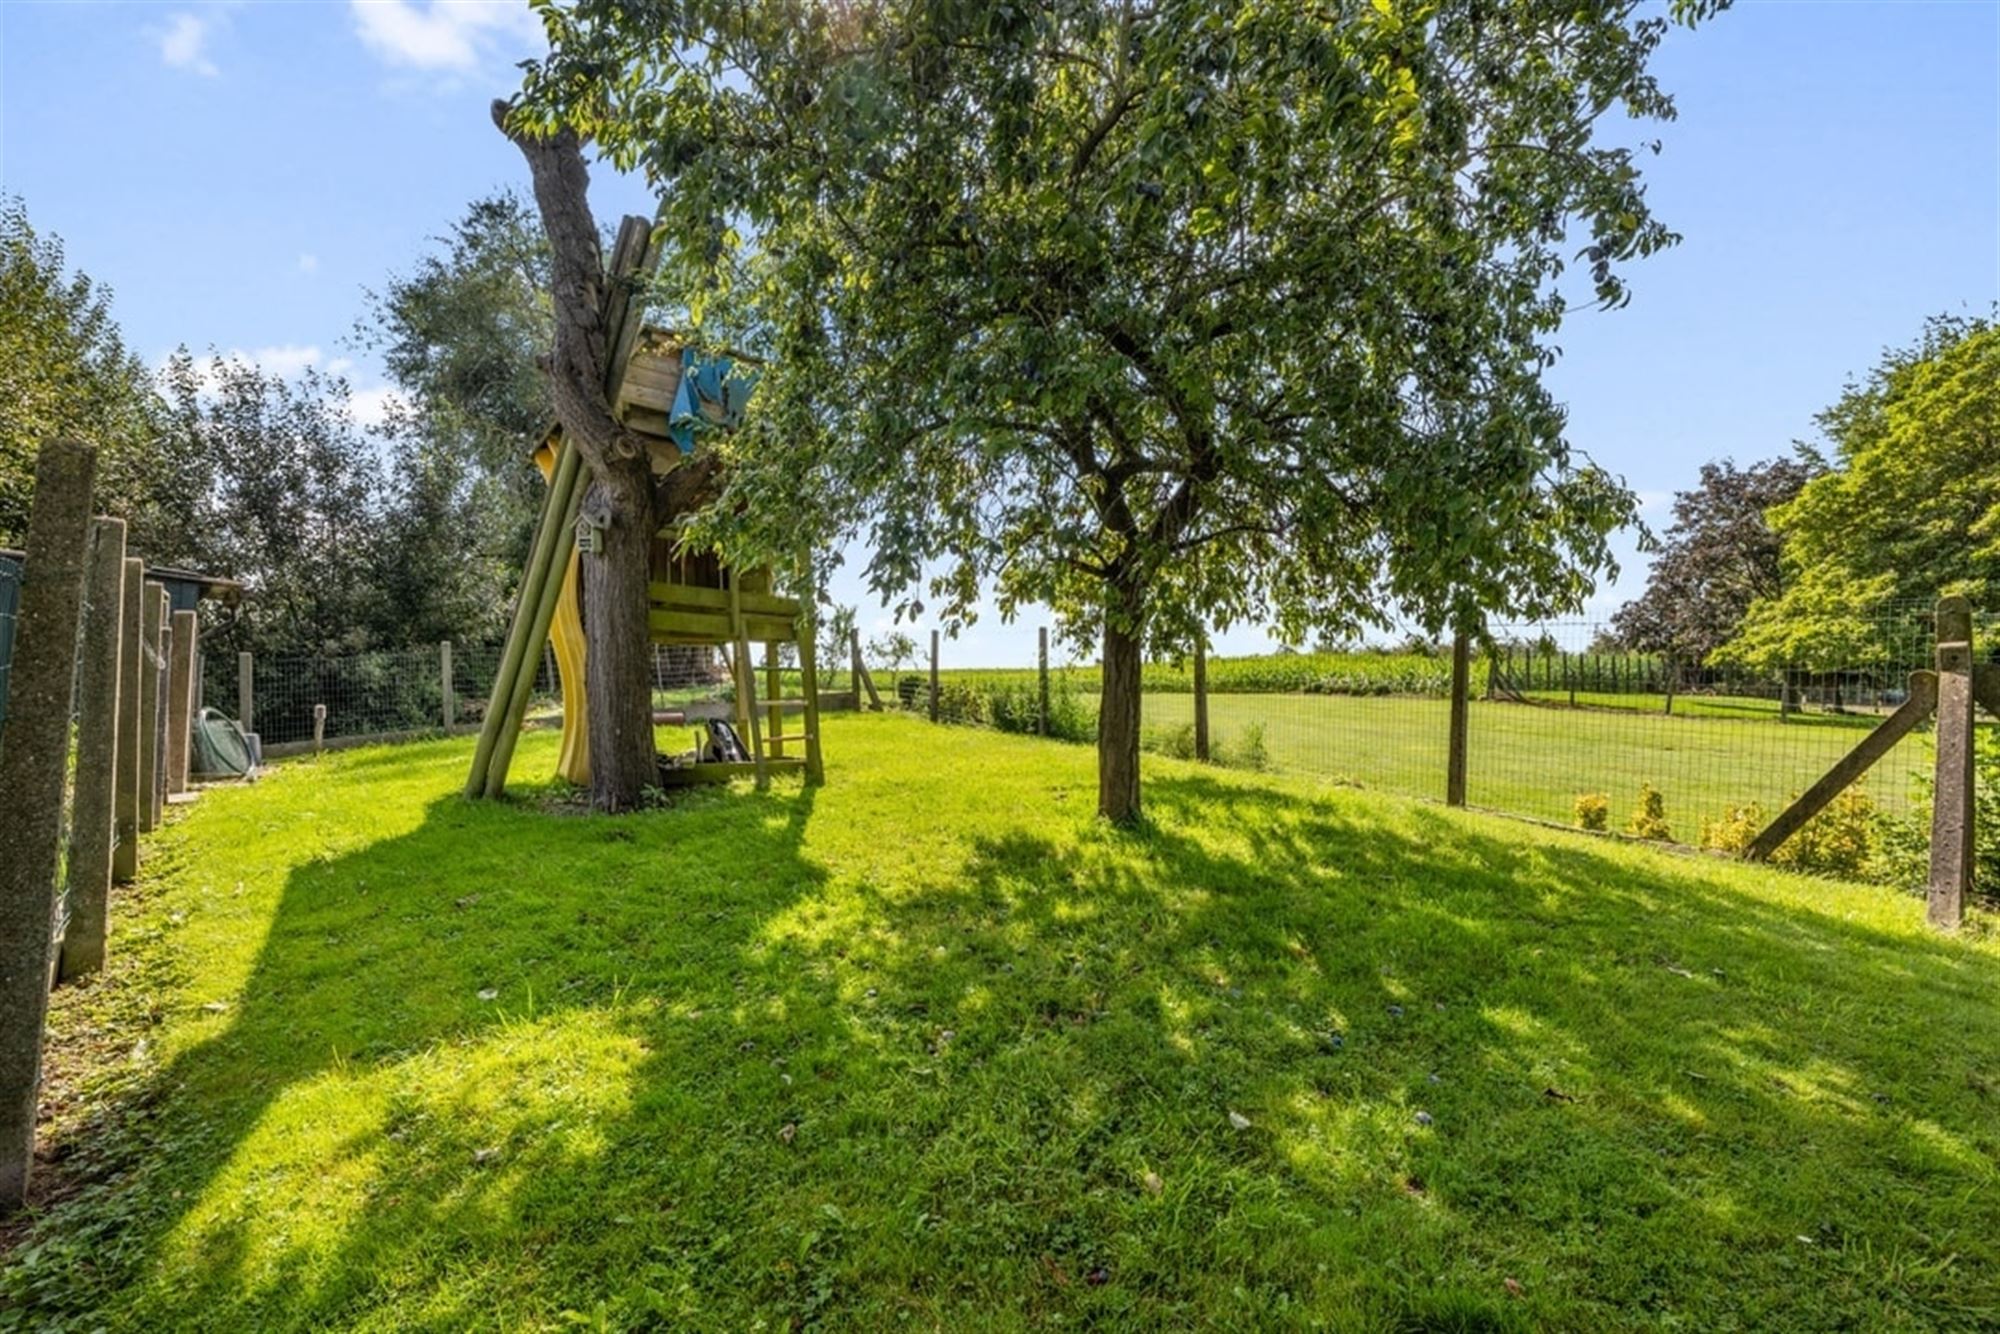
left=464, top=221, right=824, bottom=802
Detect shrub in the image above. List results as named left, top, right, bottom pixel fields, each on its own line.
left=1702, top=789, right=1877, bottom=881
left=1140, top=722, right=1198, bottom=760
left=1874, top=743, right=2000, bottom=900
left=1573, top=793, right=1610, bottom=832
left=1627, top=784, right=1672, bottom=841
left=1216, top=722, right=1271, bottom=772
left=1776, top=786, right=1876, bottom=879
left=1699, top=804, right=1764, bottom=857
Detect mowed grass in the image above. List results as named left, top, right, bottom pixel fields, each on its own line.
left=1137, top=693, right=1934, bottom=831
left=11, top=715, right=2000, bottom=1331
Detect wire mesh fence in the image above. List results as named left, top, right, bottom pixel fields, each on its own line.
left=199, top=639, right=859, bottom=750
left=898, top=601, right=1996, bottom=873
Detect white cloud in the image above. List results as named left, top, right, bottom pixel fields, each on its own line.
left=157, top=11, right=220, bottom=77
left=298, top=253, right=320, bottom=274
left=348, top=385, right=402, bottom=430
left=349, top=0, right=543, bottom=73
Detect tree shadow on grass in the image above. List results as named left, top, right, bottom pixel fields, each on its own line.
left=19, top=747, right=2000, bottom=1332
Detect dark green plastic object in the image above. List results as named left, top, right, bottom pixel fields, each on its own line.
left=191, top=707, right=255, bottom=778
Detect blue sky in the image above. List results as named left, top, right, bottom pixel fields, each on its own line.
left=2, top=1, right=1995, bottom=665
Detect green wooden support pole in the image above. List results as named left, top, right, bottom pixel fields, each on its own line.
left=484, top=470, right=584, bottom=798
left=467, top=437, right=580, bottom=797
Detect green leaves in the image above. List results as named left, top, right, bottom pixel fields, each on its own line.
left=513, top=0, right=1701, bottom=652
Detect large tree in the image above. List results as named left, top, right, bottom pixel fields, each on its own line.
left=516, top=0, right=1717, bottom=819
left=158, top=351, right=384, bottom=656
left=1611, top=456, right=1820, bottom=657
left=357, top=191, right=556, bottom=579
left=1720, top=315, right=1999, bottom=671
left=0, top=196, right=170, bottom=550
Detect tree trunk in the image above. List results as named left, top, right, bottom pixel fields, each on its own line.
left=1097, top=597, right=1144, bottom=823
left=583, top=456, right=658, bottom=811
left=495, top=99, right=662, bottom=813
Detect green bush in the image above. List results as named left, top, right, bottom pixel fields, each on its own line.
left=1140, top=721, right=1198, bottom=760
left=1874, top=743, right=2000, bottom=900
left=1702, top=789, right=1877, bottom=882
left=1699, top=804, right=1764, bottom=857
left=1573, top=793, right=1610, bottom=832
left=1216, top=722, right=1271, bottom=772
left=1627, top=784, right=1672, bottom=841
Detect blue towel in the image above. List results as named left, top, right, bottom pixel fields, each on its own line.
left=668, top=348, right=760, bottom=454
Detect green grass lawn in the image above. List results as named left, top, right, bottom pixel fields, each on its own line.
left=1136, top=692, right=1935, bottom=833
left=12, top=715, right=2000, bottom=1331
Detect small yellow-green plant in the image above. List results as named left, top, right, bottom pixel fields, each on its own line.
left=1699, top=803, right=1766, bottom=857
left=1627, top=784, right=1672, bottom=841
left=1573, top=793, right=1610, bottom=832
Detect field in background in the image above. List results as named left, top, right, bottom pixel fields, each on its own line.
left=1138, top=692, right=1932, bottom=833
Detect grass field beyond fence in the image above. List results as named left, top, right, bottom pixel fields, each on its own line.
left=13, top=716, right=2000, bottom=1331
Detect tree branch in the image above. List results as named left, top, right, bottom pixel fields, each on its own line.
left=490, top=99, right=646, bottom=472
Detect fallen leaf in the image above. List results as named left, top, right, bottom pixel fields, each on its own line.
left=1504, top=1276, right=1524, bottom=1298
left=1227, top=1110, right=1252, bottom=1131
left=1142, top=1171, right=1163, bottom=1196
left=1542, top=1087, right=1575, bottom=1103
left=471, top=1147, right=500, bottom=1166
left=779, top=1122, right=797, bottom=1144
left=477, top=988, right=499, bottom=1001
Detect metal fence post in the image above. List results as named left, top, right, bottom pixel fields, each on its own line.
left=1929, top=596, right=1976, bottom=929
left=440, top=640, right=454, bottom=732
left=238, top=650, right=254, bottom=735
left=929, top=629, right=941, bottom=723
left=58, top=518, right=127, bottom=981
left=0, top=439, right=97, bottom=1211
left=1447, top=629, right=1470, bottom=807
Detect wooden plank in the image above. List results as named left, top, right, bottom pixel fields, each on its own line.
left=648, top=608, right=797, bottom=644
left=1974, top=662, right=2000, bottom=718
left=765, top=641, right=785, bottom=758
left=1746, top=670, right=1938, bottom=863
left=165, top=610, right=198, bottom=796
left=727, top=577, right=769, bottom=791
left=650, top=581, right=800, bottom=618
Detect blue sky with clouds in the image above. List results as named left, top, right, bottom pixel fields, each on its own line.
left=2, top=1, right=1995, bottom=665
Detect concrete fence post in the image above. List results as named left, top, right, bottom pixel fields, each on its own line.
left=140, top=586, right=169, bottom=831
left=112, top=558, right=145, bottom=884
left=440, top=640, right=455, bottom=732
left=165, top=609, right=198, bottom=796
left=1929, top=596, right=1976, bottom=929
left=58, top=518, right=127, bottom=981
left=0, top=439, right=98, bottom=1211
